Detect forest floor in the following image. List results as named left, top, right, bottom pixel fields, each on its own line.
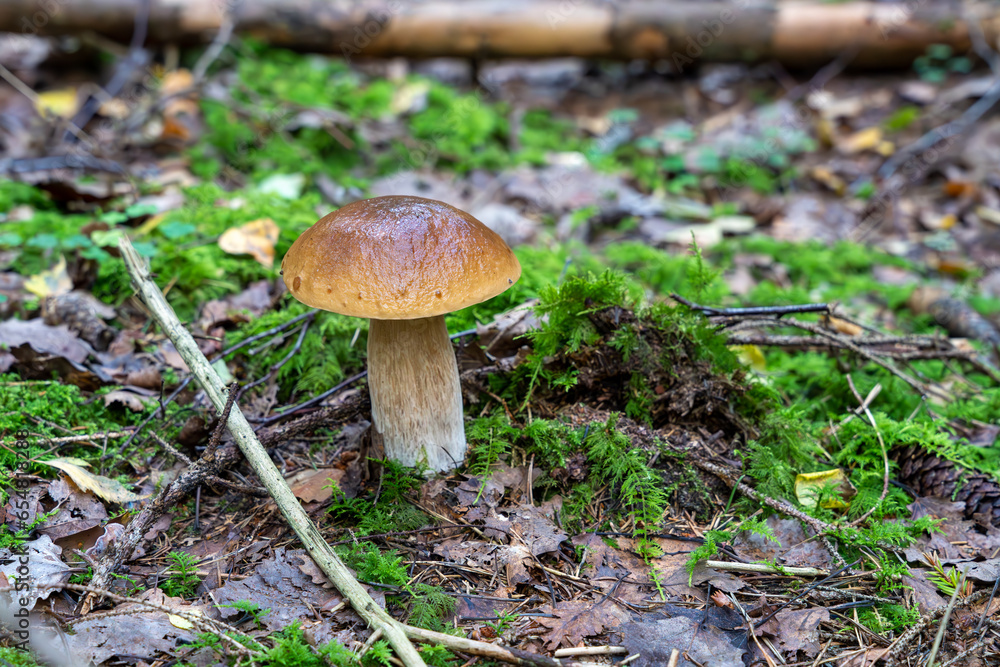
left=2, top=28, right=1000, bottom=667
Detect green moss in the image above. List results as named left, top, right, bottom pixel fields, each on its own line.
left=0, top=648, right=42, bottom=667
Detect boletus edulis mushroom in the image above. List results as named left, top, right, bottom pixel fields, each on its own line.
left=281, top=195, right=521, bottom=472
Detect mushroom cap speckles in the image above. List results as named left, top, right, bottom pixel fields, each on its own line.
left=281, top=195, right=521, bottom=319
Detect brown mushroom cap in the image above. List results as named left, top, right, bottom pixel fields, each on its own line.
left=282, top=195, right=521, bottom=319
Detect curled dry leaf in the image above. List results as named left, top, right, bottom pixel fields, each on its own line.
left=218, top=218, right=280, bottom=268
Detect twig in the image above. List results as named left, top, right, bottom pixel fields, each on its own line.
left=192, top=12, right=236, bottom=83
left=205, top=381, right=239, bottom=457
left=114, top=236, right=427, bottom=667
left=703, top=560, right=827, bottom=577
left=693, top=458, right=835, bottom=536
left=672, top=294, right=829, bottom=318
left=250, top=371, right=367, bottom=426
left=883, top=590, right=988, bottom=666
left=241, top=320, right=310, bottom=394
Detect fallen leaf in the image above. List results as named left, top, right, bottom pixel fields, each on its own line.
left=40, top=457, right=148, bottom=504
left=774, top=607, right=829, bottom=656
left=35, top=87, right=78, bottom=118
left=838, top=127, right=883, bottom=154
left=0, top=318, right=93, bottom=364
left=38, top=478, right=107, bottom=542
left=218, top=218, right=280, bottom=268
left=24, top=256, right=72, bottom=298
left=168, top=608, right=201, bottom=630
left=620, top=611, right=746, bottom=667
left=810, top=166, right=846, bottom=195
left=795, top=469, right=856, bottom=510
left=215, top=548, right=383, bottom=646
left=0, top=535, right=71, bottom=611
left=824, top=316, right=864, bottom=337
left=535, top=600, right=630, bottom=650
left=730, top=344, right=766, bottom=371
left=103, top=389, right=155, bottom=412
left=64, top=588, right=207, bottom=665
left=288, top=468, right=343, bottom=503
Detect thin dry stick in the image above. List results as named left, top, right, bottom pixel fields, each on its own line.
left=115, top=236, right=427, bottom=667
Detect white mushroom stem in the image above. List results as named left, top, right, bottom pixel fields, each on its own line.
left=367, top=315, right=466, bottom=471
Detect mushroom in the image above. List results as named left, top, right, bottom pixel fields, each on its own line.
left=281, top=195, right=521, bottom=471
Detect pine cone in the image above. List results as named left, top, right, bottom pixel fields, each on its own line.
left=894, top=445, right=1000, bottom=527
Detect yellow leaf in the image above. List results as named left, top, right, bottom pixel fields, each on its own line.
left=809, top=166, right=846, bottom=196
left=135, top=213, right=169, bottom=236
left=795, top=469, right=856, bottom=510
left=729, top=345, right=766, bottom=372
left=838, top=127, right=883, bottom=154
left=36, top=87, right=79, bottom=118
left=24, top=256, right=72, bottom=298
left=390, top=81, right=430, bottom=115
left=168, top=609, right=201, bottom=629
left=876, top=140, right=895, bottom=157
left=823, top=316, right=863, bottom=337
left=218, top=218, right=280, bottom=268
left=41, top=457, right=148, bottom=505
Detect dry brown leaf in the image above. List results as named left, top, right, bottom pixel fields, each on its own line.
left=774, top=607, right=829, bottom=656
left=535, top=600, right=630, bottom=650
left=288, top=468, right=343, bottom=503
left=218, top=218, right=280, bottom=268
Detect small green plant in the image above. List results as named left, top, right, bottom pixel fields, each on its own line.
left=883, top=106, right=920, bottom=132
left=685, top=516, right=776, bottom=583
left=217, top=600, right=270, bottom=629
left=160, top=551, right=201, bottom=598
left=685, top=237, right=721, bottom=301
left=858, top=604, right=920, bottom=633
left=335, top=542, right=455, bottom=632
left=327, top=460, right=428, bottom=535
left=264, top=622, right=358, bottom=667
left=586, top=414, right=669, bottom=559
left=925, top=553, right=972, bottom=597
left=486, top=610, right=519, bottom=638
left=913, top=44, right=972, bottom=83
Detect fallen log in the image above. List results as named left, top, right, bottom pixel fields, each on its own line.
left=2, top=1, right=999, bottom=68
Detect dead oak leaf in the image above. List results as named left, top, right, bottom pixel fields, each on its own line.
left=535, top=600, right=630, bottom=650
left=774, top=607, right=829, bottom=657
left=218, top=218, right=279, bottom=268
